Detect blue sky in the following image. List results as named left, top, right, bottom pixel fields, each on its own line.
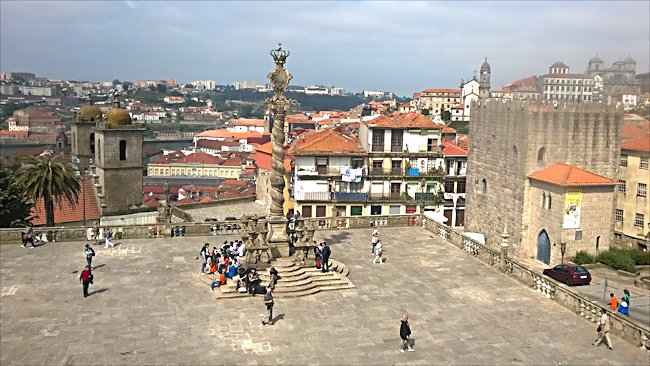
left=1, top=1, right=648, bottom=97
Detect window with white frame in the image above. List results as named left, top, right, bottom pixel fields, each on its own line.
left=640, top=157, right=648, bottom=170
left=638, top=183, right=647, bottom=197
left=618, top=180, right=626, bottom=193
left=634, top=213, right=644, bottom=227
left=616, top=209, right=624, bottom=222
left=620, top=154, right=628, bottom=166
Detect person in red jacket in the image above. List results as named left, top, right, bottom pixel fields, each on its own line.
left=79, top=266, right=93, bottom=298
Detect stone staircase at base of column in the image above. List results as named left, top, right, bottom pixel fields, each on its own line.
left=198, top=257, right=354, bottom=299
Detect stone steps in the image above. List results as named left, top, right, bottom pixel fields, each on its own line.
left=198, top=258, right=354, bottom=299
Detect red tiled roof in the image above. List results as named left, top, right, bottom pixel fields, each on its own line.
left=621, top=122, right=650, bottom=141
left=233, top=118, right=265, bottom=127
left=289, top=129, right=365, bottom=156
left=199, top=196, right=215, bottom=202
left=441, top=141, right=467, bottom=157
left=196, top=139, right=241, bottom=150
left=175, top=153, right=224, bottom=165
left=255, top=141, right=273, bottom=154
left=143, top=185, right=180, bottom=194
left=528, top=163, right=617, bottom=187
left=177, top=197, right=194, bottom=205
left=622, top=135, right=650, bottom=152
left=0, top=130, right=28, bottom=136
left=364, top=113, right=441, bottom=129
left=421, top=88, right=461, bottom=94
left=222, top=179, right=248, bottom=187
left=31, top=177, right=101, bottom=225
left=195, top=129, right=262, bottom=140
left=221, top=157, right=243, bottom=167
left=442, top=126, right=456, bottom=134
left=219, top=191, right=241, bottom=200
left=451, top=104, right=464, bottom=109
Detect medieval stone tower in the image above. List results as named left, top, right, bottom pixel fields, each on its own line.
left=465, top=100, right=623, bottom=263
left=93, top=97, right=145, bottom=215
left=71, top=103, right=102, bottom=173
left=479, top=57, right=491, bottom=99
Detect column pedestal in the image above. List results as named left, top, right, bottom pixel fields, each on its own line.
left=267, top=216, right=290, bottom=258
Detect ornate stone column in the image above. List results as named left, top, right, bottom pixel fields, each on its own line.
left=265, top=44, right=293, bottom=258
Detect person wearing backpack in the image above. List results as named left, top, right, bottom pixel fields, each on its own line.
left=84, top=244, right=96, bottom=269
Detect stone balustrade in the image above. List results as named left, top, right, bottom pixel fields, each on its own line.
left=422, top=216, right=650, bottom=349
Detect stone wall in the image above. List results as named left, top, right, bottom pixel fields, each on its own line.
left=466, top=100, right=623, bottom=258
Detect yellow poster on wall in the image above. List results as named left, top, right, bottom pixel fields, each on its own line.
left=563, top=191, right=582, bottom=229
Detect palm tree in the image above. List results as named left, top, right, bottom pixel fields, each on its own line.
left=16, top=155, right=80, bottom=227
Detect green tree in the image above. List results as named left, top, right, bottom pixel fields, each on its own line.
left=156, top=84, right=167, bottom=94
left=0, top=158, right=33, bottom=228
left=15, top=155, right=80, bottom=227
left=421, top=108, right=430, bottom=116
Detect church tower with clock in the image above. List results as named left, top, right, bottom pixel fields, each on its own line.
left=479, top=57, right=491, bottom=99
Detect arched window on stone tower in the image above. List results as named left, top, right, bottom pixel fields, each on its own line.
left=119, top=140, right=127, bottom=161
left=90, top=133, right=95, bottom=154
left=513, top=144, right=518, bottom=159
left=537, top=147, right=546, bottom=163
left=482, top=179, right=487, bottom=194
left=97, top=138, right=101, bottom=161
left=541, top=192, right=546, bottom=208
left=547, top=194, right=552, bottom=209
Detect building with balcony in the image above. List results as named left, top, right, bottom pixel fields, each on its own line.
left=290, top=129, right=369, bottom=218
left=359, top=113, right=445, bottom=216
left=441, top=141, right=468, bottom=227
left=615, top=122, right=650, bottom=251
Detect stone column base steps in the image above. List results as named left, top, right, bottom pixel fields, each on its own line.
left=198, top=257, right=355, bottom=299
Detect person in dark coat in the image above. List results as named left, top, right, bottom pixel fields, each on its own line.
left=399, top=313, right=415, bottom=352
left=321, top=242, right=331, bottom=273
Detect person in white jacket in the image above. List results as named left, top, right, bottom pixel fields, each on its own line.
left=373, top=240, right=384, bottom=264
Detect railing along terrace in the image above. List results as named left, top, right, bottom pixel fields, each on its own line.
left=421, top=216, right=650, bottom=349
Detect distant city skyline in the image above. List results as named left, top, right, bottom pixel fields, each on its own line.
left=1, top=1, right=648, bottom=97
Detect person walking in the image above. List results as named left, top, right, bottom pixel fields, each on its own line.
left=269, top=267, right=281, bottom=290
left=373, top=240, right=384, bottom=264
left=262, top=287, right=274, bottom=325
left=321, top=242, right=331, bottom=273
left=21, top=224, right=35, bottom=248
left=104, top=227, right=114, bottom=248
left=609, top=293, right=618, bottom=310
left=79, top=266, right=93, bottom=298
left=84, top=244, right=96, bottom=269
left=371, top=229, right=380, bottom=255
left=593, top=308, right=613, bottom=350
left=399, top=313, right=415, bottom=352
left=196, top=243, right=209, bottom=275
left=92, top=222, right=99, bottom=245
left=622, top=289, right=630, bottom=309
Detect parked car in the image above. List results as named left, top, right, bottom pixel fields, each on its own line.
left=543, top=264, right=591, bottom=286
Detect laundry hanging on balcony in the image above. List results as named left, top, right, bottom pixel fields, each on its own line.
left=340, top=166, right=363, bottom=183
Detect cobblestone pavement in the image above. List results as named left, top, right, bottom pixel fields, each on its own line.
left=1, top=227, right=648, bottom=365
left=181, top=201, right=269, bottom=222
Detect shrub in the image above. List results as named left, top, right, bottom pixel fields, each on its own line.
left=629, top=249, right=650, bottom=265
left=596, top=249, right=636, bottom=273
left=573, top=250, right=595, bottom=265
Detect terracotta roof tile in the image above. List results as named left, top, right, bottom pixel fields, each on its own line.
left=222, top=179, right=248, bottom=187
left=233, top=118, right=265, bottom=127
left=528, top=163, right=617, bottom=187
left=364, top=113, right=442, bottom=129
left=621, top=135, right=650, bottom=152
left=31, top=177, right=101, bottom=225
left=221, top=157, right=243, bottom=167
left=195, top=129, right=262, bottom=140
left=196, top=139, right=241, bottom=150
left=441, top=141, right=467, bottom=157
left=254, top=141, right=273, bottom=155
left=289, top=129, right=365, bottom=156
left=175, top=153, right=224, bottom=165
left=421, top=88, right=461, bottom=94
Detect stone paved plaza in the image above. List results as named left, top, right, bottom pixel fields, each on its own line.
left=1, top=227, right=648, bottom=365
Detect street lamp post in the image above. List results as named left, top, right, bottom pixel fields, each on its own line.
left=265, top=43, right=293, bottom=258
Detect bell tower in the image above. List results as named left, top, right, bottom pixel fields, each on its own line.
left=94, top=93, right=145, bottom=215
left=479, top=57, right=491, bottom=99
left=71, top=102, right=102, bottom=172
